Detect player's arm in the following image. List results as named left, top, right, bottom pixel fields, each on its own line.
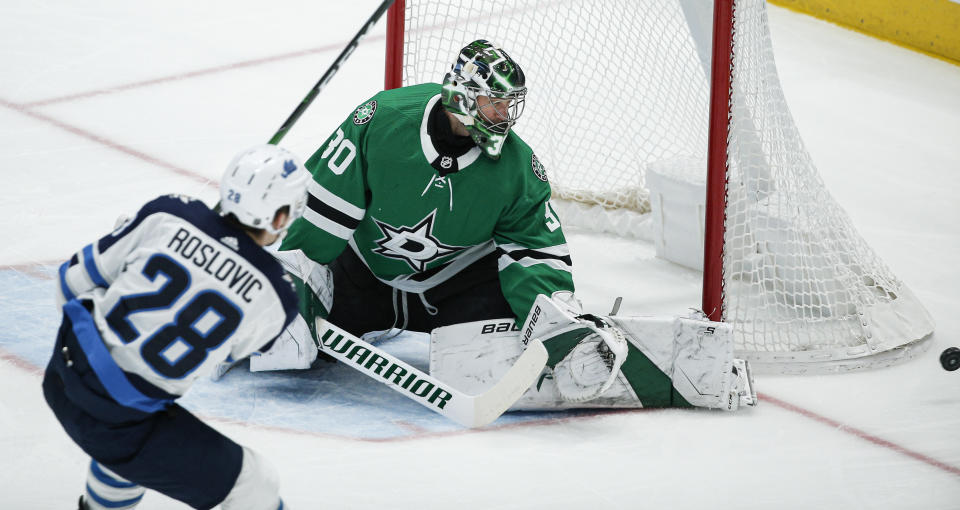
left=55, top=200, right=165, bottom=309
left=493, top=174, right=575, bottom=324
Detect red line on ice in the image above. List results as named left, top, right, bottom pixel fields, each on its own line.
left=22, top=41, right=359, bottom=108
left=760, top=392, right=960, bottom=478
left=0, top=349, right=44, bottom=377
left=0, top=97, right=212, bottom=186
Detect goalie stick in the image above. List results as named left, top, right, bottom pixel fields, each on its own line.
left=314, top=318, right=548, bottom=428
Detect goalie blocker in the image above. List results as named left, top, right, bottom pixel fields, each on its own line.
left=431, top=292, right=757, bottom=411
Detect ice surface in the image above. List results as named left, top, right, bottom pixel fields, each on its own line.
left=1, top=1, right=958, bottom=508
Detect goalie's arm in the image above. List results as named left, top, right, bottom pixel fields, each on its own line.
left=494, top=177, right=574, bottom=324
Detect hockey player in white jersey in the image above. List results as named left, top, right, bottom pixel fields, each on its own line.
left=42, top=145, right=309, bottom=510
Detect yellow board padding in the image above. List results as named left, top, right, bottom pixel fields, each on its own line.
left=768, top=0, right=960, bottom=65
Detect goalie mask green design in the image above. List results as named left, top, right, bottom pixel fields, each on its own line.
left=441, top=40, right=527, bottom=160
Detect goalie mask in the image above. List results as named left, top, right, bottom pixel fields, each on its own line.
left=441, top=39, right=526, bottom=160
left=219, top=144, right=309, bottom=235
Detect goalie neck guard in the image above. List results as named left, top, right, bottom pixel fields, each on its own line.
left=441, top=39, right=526, bottom=160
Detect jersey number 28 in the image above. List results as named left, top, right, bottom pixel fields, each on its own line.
left=106, top=254, right=242, bottom=379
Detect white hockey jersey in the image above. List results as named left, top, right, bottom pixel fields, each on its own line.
left=56, top=194, right=298, bottom=402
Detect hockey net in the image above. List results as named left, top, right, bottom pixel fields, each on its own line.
left=386, top=0, right=934, bottom=373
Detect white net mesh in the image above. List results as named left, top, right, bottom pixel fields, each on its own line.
left=721, top=2, right=933, bottom=371
left=400, top=0, right=713, bottom=214
left=398, top=0, right=934, bottom=372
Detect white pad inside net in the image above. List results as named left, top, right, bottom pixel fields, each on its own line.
left=398, top=0, right=934, bottom=373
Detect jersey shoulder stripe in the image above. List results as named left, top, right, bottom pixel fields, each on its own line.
left=497, top=253, right=573, bottom=273
left=497, top=242, right=570, bottom=258
left=81, top=244, right=109, bottom=287
left=58, top=261, right=76, bottom=301
left=496, top=243, right=573, bottom=272
left=303, top=180, right=365, bottom=240
left=306, top=194, right=361, bottom=230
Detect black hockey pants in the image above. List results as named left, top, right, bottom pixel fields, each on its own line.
left=326, top=248, right=515, bottom=338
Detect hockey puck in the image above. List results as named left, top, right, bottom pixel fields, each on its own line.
left=940, top=347, right=960, bottom=371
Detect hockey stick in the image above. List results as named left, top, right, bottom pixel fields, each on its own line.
left=266, top=0, right=397, bottom=145
left=314, top=318, right=548, bottom=428
left=212, top=0, right=397, bottom=212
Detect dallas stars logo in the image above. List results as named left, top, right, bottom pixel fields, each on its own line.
left=372, top=210, right=464, bottom=271
left=353, top=100, right=377, bottom=125
left=531, top=154, right=547, bottom=182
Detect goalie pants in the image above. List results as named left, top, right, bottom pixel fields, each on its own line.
left=327, top=247, right=515, bottom=337
left=42, top=302, right=243, bottom=510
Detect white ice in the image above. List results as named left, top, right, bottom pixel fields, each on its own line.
left=1, top=1, right=958, bottom=509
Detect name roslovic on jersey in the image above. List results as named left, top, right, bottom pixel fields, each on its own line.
left=281, top=83, right=574, bottom=323
left=56, top=195, right=298, bottom=399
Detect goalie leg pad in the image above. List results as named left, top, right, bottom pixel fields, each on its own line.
left=431, top=314, right=757, bottom=411
left=611, top=315, right=757, bottom=411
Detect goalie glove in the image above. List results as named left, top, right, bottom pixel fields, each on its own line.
left=521, top=292, right=628, bottom=403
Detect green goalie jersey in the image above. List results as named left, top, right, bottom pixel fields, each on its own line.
left=281, top=83, right=574, bottom=323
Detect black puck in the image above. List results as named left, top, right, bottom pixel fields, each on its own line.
left=941, top=347, right=960, bottom=371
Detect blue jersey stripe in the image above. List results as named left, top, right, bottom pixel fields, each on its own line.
left=63, top=300, right=172, bottom=414
left=89, top=461, right=139, bottom=489
left=86, top=483, right=144, bottom=508
left=83, top=244, right=109, bottom=288
left=58, top=262, right=77, bottom=301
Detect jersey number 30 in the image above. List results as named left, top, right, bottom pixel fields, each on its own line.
left=321, top=128, right=357, bottom=175
left=106, top=254, right=242, bottom=379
